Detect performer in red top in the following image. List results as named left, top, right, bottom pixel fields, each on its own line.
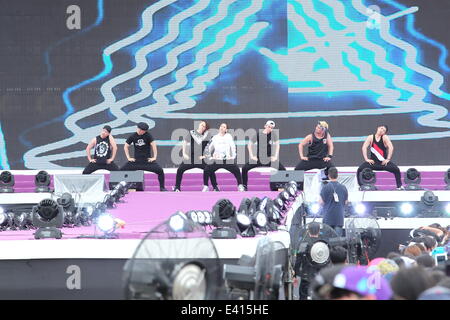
left=356, top=125, right=403, bottom=190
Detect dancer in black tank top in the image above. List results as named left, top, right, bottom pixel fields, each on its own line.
left=295, top=121, right=335, bottom=177
left=356, top=125, right=403, bottom=189
left=173, top=121, right=218, bottom=191
left=82, top=125, right=120, bottom=174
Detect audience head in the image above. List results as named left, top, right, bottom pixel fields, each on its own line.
left=330, top=246, right=348, bottom=265
left=416, top=254, right=436, bottom=268
left=391, top=267, right=434, bottom=300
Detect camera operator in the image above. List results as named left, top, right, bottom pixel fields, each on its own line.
left=294, top=222, right=323, bottom=300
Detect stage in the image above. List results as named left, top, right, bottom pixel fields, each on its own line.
left=1, top=168, right=450, bottom=299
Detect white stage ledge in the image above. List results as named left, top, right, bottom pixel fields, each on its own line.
left=0, top=231, right=291, bottom=260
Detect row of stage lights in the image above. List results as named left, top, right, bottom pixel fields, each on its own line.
left=2, top=168, right=450, bottom=193
left=360, top=167, right=450, bottom=191
left=0, top=170, right=52, bottom=193
left=305, top=190, right=450, bottom=219
left=166, top=181, right=300, bottom=239
left=0, top=181, right=129, bottom=238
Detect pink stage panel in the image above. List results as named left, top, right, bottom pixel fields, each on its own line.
left=0, top=191, right=279, bottom=241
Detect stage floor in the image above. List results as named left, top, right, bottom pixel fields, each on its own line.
left=0, top=191, right=292, bottom=260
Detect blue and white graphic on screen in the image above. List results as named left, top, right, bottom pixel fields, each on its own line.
left=260, top=0, right=449, bottom=143
left=22, top=0, right=449, bottom=169
left=24, top=0, right=274, bottom=168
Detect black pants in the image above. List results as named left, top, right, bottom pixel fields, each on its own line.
left=357, top=161, right=402, bottom=188
left=242, top=162, right=286, bottom=187
left=295, top=158, right=334, bottom=176
left=120, top=161, right=165, bottom=188
left=299, top=278, right=310, bottom=300
left=82, top=162, right=120, bottom=174
left=175, top=163, right=217, bottom=190
left=203, top=163, right=242, bottom=187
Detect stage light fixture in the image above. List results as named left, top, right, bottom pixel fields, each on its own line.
left=257, top=197, right=278, bottom=230
left=273, top=196, right=286, bottom=212
left=251, top=210, right=268, bottom=229
left=57, top=193, right=78, bottom=226
left=279, top=190, right=291, bottom=203
left=405, top=168, right=422, bottom=190
left=92, top=202, right=107, bottom=221
left=167, top=211, right=194, bottom=234
left=0, top=170, right=15, bottom=193
left=103, top=193, right=116, bottom=209
left=211, top=199, right=238, bottom=239
left=203, top=211, right=212, bottom=225
left=13, top=212, right=32, bottom=230
left=308, top=202, right=321, bottom=216
left=196, top=210, right=206, bottom=225
left=419, top=191, right=441, bottom=217
left=79, top=206, right=93, bottom=226
left=359, top=168, right=377, bottom=191
left=0, top=210, right=15, bottom=231
left=96, top=213, right=117, bottom=235
left=286, top=182, right=298, bottom=199
left=32, top=199, right=63, bottom=239
left=445, top=203, right=450, bottom=216
left=445, top=169, right=450, bottom=190
left=35, top=170, right=51, bottom=193
left=187, top=210, right=199, bottom=223
left=400, top=202, right=414, bottom=216
left=235, top=212, right=256, bottom=237
left=353, top=203, right=367, bottom=216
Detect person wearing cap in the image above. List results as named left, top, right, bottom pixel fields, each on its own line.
left=202, top=123, right=244, bottom=191
left=173, top=120, right=218, bottom=192
left=241, top=120, right=286, bottom=191
left=327, top=265, right=393, bottom=300
left=295, top=121, right=335, bottom=177
left=121, top=122, right=167, bottom=191
left=82, top=125, right=119, bottom=174
left=356, top=125, right=403, bottom=190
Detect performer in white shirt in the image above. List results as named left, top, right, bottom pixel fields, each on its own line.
left=202, top=123, right=244, bottom=191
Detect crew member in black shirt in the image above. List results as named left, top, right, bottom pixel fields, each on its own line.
left=356, top=125, right=403, bottom=190
left=319, top=167, right=348, bottom=236
left=173, top=120, right=217, bottom=192
left=82, top=125, right=119, bottom=174
left=241, top=120, right=286, bottom=191
left=295, top=121, right=334, bottom=177
left=121, top=122, right=167, bottom=191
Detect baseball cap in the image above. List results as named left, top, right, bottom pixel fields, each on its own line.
left=332, top=265, right=393, bottom=300
left=103, top=125, right=112, bottom=133
left=265, top=120, right=275, bottom=128
left=137, top=122, right=149, bottom=131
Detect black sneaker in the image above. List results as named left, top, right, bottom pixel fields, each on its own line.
left=173, top=187, right=180, bottom=192
left=160, top=187, right=168, bottom=192
left=213, top=187, right=220, bottom=192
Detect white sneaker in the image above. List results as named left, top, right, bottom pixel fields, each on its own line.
left=396, top=186, right=405, bottom=190
left=238, top=184, right=245, bottom=192
left=202, top=185, right=209, bottom=192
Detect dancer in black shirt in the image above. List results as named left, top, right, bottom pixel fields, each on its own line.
left=356, top=125, right=402, bottom=189
left=173, top=121, right=217, bottom=191
left=121, top=122, right=167, bottom=191
left=82, top=125, right=119, bottom=174
left=241, top=120, right=286, bottom=191
left=295, top=121, right=334, bottom=176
